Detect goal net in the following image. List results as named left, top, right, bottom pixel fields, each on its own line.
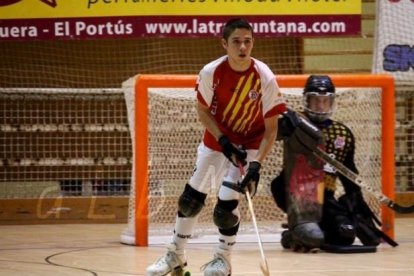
left=0, top=88, right=131, bottom=199
left=121, top=74, right=395, bottom=246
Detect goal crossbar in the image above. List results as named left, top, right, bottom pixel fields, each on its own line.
left=129, top=74, right=395, bottom=246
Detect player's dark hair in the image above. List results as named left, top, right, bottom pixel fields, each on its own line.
left=222, top=18, right=253, bottom=41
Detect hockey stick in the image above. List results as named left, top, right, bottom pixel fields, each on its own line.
left=313, top=147, right=414, bottom=214
left=238, top=163, right=270, bottom=276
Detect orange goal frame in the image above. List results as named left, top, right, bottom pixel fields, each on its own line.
left=133, top=74, right=395, bottom=246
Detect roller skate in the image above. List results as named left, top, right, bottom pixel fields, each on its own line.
left=201, top=247, right=231, bottom=276
left=145, top=243, right=187, bottom=276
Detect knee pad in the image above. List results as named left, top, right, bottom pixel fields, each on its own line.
left=219, top=222, right=240, bottom=236
left=336, top=215, right=356, bottom=243
left=178, top=184, right=206, bottom=217
left=213, top=199, right=239, bottom=229
left=326, top=217, right=356, bottom=246
left=332, top=223, right=356, bottom=246
left=339, top=223, right=356, bottom=240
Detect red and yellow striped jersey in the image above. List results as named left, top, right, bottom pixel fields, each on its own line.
left=196, top=55, right=285, bottom=151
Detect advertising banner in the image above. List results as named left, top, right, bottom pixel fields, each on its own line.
left=0, top=0, right=361, bottom=41
left=373, top=1, right=414, bottom=85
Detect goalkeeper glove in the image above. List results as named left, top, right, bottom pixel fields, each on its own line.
left=283, top=108, right=302, bottom=133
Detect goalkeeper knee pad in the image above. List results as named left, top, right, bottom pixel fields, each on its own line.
left=178, top=184, right=206, bottom=217
left=338, top=223, right=356, bottom=243
left=325, top=216, right=356, bottom=246
left=213, top=199, right=240, bottom=229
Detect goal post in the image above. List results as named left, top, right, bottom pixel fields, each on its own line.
left=123, top=75, right=197, bottom=246
left=121, top=74, right=395, bottom=246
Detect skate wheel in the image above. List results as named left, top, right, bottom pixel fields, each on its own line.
left=172, top=269, right=191, bottom=276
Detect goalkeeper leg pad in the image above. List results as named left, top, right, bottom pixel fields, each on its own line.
left=291, top=222, right=324, bottom=249
left=270, top=171, right=287, bottom=212
left=213, top=199, right=240, bottom=230
left=178, top=184, right=206, bottom=218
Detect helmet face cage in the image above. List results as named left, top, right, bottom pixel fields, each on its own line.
left=303, top=92, right=336, bottom=123
left=303, top=75, right=336, bottom=123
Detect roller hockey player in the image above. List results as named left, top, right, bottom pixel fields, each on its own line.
left=271, top=75, right=397, bottom=253
left=145, top=18, right=286, bottom=275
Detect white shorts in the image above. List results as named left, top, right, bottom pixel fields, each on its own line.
left=188, top=143, right=258, bottom=201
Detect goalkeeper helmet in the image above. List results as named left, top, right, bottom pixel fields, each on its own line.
left=303, top=75, right=336, bottom=123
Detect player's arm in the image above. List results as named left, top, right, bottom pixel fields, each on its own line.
left=239, top=115, right=278, bottom=197
left=195, top=68, right=222, bottom=138
left=196, top=101, right=222, bottom=140
left=255, top=115, right=278, bottom=164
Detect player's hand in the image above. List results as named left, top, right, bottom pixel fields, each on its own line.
left=239, top=161, right=261, bottom=198
left=218, top=135, right=247, bottom=167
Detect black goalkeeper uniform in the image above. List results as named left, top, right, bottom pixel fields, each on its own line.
left=318, top=119, right=359, bottom=196
left=271, top=115, right=388, bottom=247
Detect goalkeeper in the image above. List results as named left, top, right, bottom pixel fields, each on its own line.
left=146, top=18, right=287, bottom=276
left=271, top=75, right=396, bottom=253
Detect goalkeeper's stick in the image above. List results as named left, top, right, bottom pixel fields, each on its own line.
left=313, top=147, right=414, bottom=214
left=238, top=163, right=270, bottom=276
